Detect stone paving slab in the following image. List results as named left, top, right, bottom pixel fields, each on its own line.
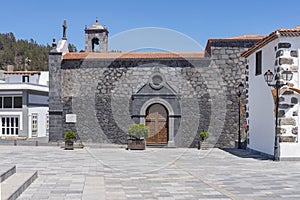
left=0, top=146, right=299, bottom=199
left=2, top=171, right=37, bottom=200
left=0, top=165, right=16, bottom=182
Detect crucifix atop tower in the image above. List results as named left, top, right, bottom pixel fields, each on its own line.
left=62, top=20, right=67, bottom=40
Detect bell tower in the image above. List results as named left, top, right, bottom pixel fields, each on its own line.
left=85, top=18, right=108, bottom=52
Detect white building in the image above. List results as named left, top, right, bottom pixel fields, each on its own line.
left=242, top=27, right=300, bottom=160
left=0, top=70, right=49, bottom=139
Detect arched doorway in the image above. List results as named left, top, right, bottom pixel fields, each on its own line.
left=138, top=97, right=176, bottom=147
left=145, top=103, right=168, bottom=145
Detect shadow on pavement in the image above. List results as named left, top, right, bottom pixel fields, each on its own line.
left=220, top=148, right=272, bottom=161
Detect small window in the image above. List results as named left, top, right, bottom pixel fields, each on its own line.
left=0, top=117, right=19, bottom=135
left=276, top=50, right=283, bottom=58
left=22, top=75, right=29, bottom=83
left=1, top=97, right=22, bottom=109
left=10, top=118, right=14, bottom=135
left=13, top=97, right=22, bottom=108
left=6, top=118, right=9, bottom=127
left=278, top=42, right=291, bottom=49
left=32, top=113, right=38, bottom=131
left=275, top=59, right=278, bottom=66
left=291, top=50, right=298, bottom=57
left=4, top=97, right=12, bottom=108
left=255, top=51, right=262, bottom=75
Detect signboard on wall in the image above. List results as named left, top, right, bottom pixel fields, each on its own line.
left=66, top=114, right=77, bottom=123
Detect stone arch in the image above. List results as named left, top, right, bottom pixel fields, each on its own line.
left=140, top=97, right=175, bottom=147
left=92, top=37, right=100, bottom=52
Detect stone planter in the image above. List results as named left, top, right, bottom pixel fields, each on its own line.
left=197, top=132, right=209, bottom=150
left=127, top=138, right=145, bottom=150
left=65, top=140, right=74, bottom=150
left=200, top=141, right=209, bottom=150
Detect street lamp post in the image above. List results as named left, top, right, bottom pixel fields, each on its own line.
left=263, top=69, right=293, bottom=161
left=237, top=82, right=244, bottom=149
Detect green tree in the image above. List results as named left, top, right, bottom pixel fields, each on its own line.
left=0, top=32, right=51, bottom=70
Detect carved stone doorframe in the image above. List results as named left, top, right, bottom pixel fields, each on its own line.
left=140, top=97, right=175, bottom=147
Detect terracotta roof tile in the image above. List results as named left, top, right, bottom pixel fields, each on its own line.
left=204, top=35, right=264, bottom=56
left=210, top=35, right=265, bottom=41
left=63, top=52, right=205, bottom=60
left=4, top=71, right=41, bottom=75
left=242, top=28, right=300, bottom=58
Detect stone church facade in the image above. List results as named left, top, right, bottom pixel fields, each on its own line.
left=49, top=19, right=263, bottom=148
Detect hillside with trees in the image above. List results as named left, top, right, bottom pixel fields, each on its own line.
left=0, top=32, right=77, bottom=71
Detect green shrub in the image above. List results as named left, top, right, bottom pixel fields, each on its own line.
left=64, top=131, right=76, bottom=140
left=129, top=124, right=149, bottom=139
left=198, top=132, right=209, bottom=141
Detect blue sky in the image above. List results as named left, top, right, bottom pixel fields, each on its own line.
left=1, top=0, right=300, bottom=52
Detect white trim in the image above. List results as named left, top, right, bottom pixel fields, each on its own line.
left=0, top=112, right=23, bottom=131
left=28, top=107, right=49, bottom=138
left=0, top=116, right=21, bottom=136
left=0, top=83, right=48, bottom=92
left=31, top=113, right=38, bottom=137
left=139, top=97, right=175, bottom=147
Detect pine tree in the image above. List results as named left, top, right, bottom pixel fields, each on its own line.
left=0, top=32, right=72, bottom=71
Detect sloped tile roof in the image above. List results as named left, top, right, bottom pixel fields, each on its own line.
left=63, top=52, right=205, bottom=60
left=4, top=71, right=41, bottom=75
left=242, top=28, right=300, bottom=58
left=205, top=35, right=264, bottom=56
left=210, top=35, right=265, bottom=41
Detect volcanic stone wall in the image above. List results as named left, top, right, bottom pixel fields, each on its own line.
left=208, top=39, right=257, bottom=147
left=49, top=39, right=260, bottom=148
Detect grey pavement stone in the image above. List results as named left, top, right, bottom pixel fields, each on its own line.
left=0, top=146, right=299, bottom=199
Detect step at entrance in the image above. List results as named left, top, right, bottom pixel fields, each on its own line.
left=0, top=165, right=16, bottom=183
left=0, top=166, right=38, bottom=200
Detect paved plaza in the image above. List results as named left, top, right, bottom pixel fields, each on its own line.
left=1, top=145, right=300, bottom=200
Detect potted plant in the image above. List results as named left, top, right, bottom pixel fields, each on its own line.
left=64, top=131, right=76, bottom=150
left=127, top=124, right=148, bottom=150
left=197, top=131, right=209, bottom=150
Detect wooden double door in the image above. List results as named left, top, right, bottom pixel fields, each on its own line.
left=145, top=103, right=168, bottom=145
